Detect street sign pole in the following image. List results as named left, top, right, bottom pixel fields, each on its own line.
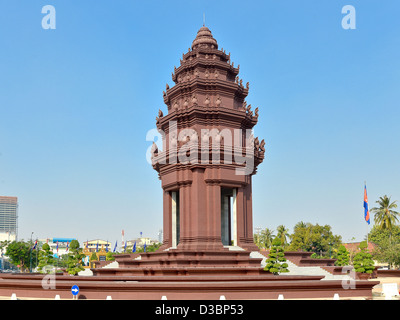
left=71, top=285, right=79, bottom=300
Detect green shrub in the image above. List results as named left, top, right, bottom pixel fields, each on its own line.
left=264, top=237, right=289, bottom=275
left=335, top=245, right=350, bottom=266
left=352, top=241, right=375, bottom=274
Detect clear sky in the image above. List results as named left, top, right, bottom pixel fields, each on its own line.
left=0, top=1, right=399, bottom=246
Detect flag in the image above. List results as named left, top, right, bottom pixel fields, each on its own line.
left=96, top=241, right=99, bottom=252
left=132, top=241, right=136, bottom=253
left=56, top=241, right=59, bottom=253
left=143, top=242, right=147, bottom=252
left=86, top=240, right=88, bottom=249
left=113, top=241, right=117, bottom=253
left=124, top=241, right=127, bottom=253
left=364, top=185, right=370, bottom=225
left=105, top=241, right=108, bottom=253
left=66, top=242, right=69, bottom=252
left=32, top=240, right=37, bottom=250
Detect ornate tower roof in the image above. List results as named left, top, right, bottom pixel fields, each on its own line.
left=153, top=26, right=264, bottom=176
left=191, top=26, right=218, bottom=49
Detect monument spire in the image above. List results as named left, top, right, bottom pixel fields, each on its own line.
left=152, top=26, right=264, bottom=251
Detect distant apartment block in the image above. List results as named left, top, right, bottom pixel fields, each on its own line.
left=0, top=196, right=18, bottom=242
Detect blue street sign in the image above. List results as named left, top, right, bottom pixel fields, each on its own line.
left=71, top=285, right=79, bottom=296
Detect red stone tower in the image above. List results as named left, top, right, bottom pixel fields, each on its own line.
left=151, top=26, right=265, bottom=252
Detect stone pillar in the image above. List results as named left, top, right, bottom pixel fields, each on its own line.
left=235, top=184, right=258, bottom=251
left=177, top=167, right=224, bottom=250
left=160, top=190, right=172, bottom=250
left=207, top=183, right=223, bottom=250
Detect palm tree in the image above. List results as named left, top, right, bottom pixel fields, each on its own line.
left=276, top=225, right=289, bottom=247
left=259, top=228, right=275, bottom=249
left=371, top=195, right=399, bottom=232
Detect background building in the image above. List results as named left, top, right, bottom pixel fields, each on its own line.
left=38, top=238, right=76, bottom=257
left=0, top=196, right=18, bottom=242
left=84, top=239, right=111, bottom=253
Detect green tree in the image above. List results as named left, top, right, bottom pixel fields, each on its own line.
left=335, top=245, right=350, bottom=266
left=90, top=252, right=98, bottom=261
left=5, top=241, right=38, bottom=272
left=276, top=225, right=289, bottom=247
left=264, top=237, right=289, bottom=275
left=254, top=228, right=275, bottom=250
left=288, top=222, right=342, bottom=256
left=0, top=240, right=10, bottom=255
left=37, top=243, right=55, bottom=273
left=371, top=195, right=399, bottom=233
left=65, top=240, right=85, bottom=275
left=106, top=251, right=115, bottom=261
left=368, top=224, right=400, bottom=268
left=352, top=241, right=375, bottom=274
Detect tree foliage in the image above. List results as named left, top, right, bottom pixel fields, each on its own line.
left=368, top=224, right=400, bottom=268
left=254, top=228, right=275, bottom=250
left=65, top=240, right=85, bottom=275
left=276, top=225, right=289, bottom=247
left=371, top=195, right=399, bottom=232
left=264, top=237, right=289, bottom=275
left=287, top=222, right=342, bottom=256
left=352, top=241, right=375, bottom=274
left=37, top=243, right=55, bottom=273
left=5, top=241, right=37, bottom=272
left=335, top=245, right=350, bottom=266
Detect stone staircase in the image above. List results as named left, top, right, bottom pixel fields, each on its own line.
left=91, top=247, right=352, bottom=281
left=251, top=251, right=353, bottom=281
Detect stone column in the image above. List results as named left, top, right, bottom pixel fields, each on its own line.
left=159, top=190, right=172, bottom=250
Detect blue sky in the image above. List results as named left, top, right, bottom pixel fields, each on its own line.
left=0, top=1, right=399, bottom=245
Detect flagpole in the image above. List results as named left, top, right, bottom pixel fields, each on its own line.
left=364, top=181, right=369, bottom=246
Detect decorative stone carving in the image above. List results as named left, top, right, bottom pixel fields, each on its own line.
left=170, top=132, right=177, bottom=147
left=204, top=96, right=210, bottom=106
left=259, top=139, right=266, bottom=152
left=183, top=98, right=189, bottom=107
left=246, top=104, right=253, bottom=117
left=216, top=96, right=222, bottom=107
left=150, top=142, right=158, bottom=158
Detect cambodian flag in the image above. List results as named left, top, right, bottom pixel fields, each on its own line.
left=113, top=241, right=117, bottom=252
left=132, top=241, right=136, bottom=253
left=32, top=240, right=37, bottom=250
left=66, top=242, right=69, bottom=252
left=364, top=185, right=370, bottom=225
left=56, top=241, right=59, bottom=252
